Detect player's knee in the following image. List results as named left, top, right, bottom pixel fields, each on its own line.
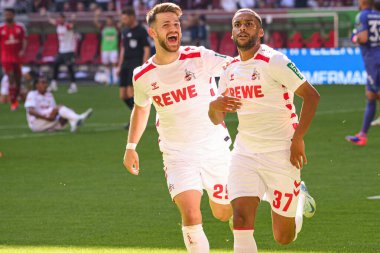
left=232, top=211, right=251, bottom=228
left=211, top=206, right=232, bottom=222
left=273, top=231, right=294, bottom=245
left=181, top=207, right=202, bottom=225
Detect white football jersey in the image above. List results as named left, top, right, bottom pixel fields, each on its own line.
left=218, top=44, right=306, bottom=154
left=57, top=23, right=76, bottom=53
left=24, top=90, right=56, bottom=129
left=133, top=46, right=232, bottom=154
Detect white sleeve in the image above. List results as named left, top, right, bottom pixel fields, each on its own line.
left=269, top=53, right=306, bottom=92
left=51, top=95, right=57, bottom=107
left=133, top=78, right=151, bottom=107
left=24, top=92, right=36, bottom=108
left=217, top=70, right=229, bottom=95
left=201, top=47, right=233, bottom=77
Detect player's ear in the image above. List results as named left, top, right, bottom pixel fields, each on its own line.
left=148, top=27, right=156, bottom=39
left=259, top=28, right=264, bottom=38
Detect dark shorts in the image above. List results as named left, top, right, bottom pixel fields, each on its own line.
left=2, top=62, right=21, bottom=76
left=55, top=52, right=75, bottom=66
left=119, top=62, right=140, bottom=87
left=365, top=62, right=380, bottom=93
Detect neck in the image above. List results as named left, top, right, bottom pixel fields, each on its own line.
left=239, top=43, right=261, bottom=61
left=153, top=47, right=180, bottom=65
left=129, top=21, right=137, bottom=29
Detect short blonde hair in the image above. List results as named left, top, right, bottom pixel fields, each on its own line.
left=146, top=3, right=182, bottom=27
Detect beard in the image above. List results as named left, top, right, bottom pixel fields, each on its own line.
left=5, top=18, right=13, bottom=23
left=233, top=34, right=259, bottom=52
left=157, top=33, right=180, bottom=53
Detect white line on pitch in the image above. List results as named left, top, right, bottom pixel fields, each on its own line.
left=367, top=195, right=380, bottom=200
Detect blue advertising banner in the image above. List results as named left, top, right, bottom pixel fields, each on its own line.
left=278, top=48, right=366, bottom=85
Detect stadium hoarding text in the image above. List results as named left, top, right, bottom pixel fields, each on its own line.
left=278, top=48, right=366, bottom=85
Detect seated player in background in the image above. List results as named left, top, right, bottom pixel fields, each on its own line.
left=346, top=0, right=380, bottom=144
left=25, top=76, right=93, bottom=133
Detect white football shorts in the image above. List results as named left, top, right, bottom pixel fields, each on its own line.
left=228, top=149, right=301, bottom=217
left=28, top=108, right=67, bottom=132
left=1, top=76, right=9, bottom=96
left=101, top=51, right=118, bottom=65
left=29, top=119, right=67, bottom=132
left=163, top=144, right=231, bottom=205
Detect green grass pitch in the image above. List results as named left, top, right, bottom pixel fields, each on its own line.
left=0, top=84, right=379, bottom=253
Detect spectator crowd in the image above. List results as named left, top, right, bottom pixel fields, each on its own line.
left=0, top=0, right=357, bottom=14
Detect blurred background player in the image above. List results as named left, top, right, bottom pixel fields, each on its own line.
left=346, top=0, right=380, bottom=146
left=46, top=12, right=78, bottom=94
left=25, top=76, right=92, bottom=133
left=94, top=8, right=119, bottom=86
left=117, top=7, right=150, bottom=130
left=0, top=66, right=36, bottom=104
left=0, top=8, right=27, bottom=111
left=370, top=0, right=380, bottom=126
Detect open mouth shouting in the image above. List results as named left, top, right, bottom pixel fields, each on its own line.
left=167, top=33, right=179, bottom=45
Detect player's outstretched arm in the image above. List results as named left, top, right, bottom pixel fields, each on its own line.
left=123, top=103, right=151, bottom=176
left=208, top=90, right=241, bottom=125
left=291, top=81, right=320, bottom=169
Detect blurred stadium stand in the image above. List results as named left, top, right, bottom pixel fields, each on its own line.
left=0, top=0, right=360, bottom=79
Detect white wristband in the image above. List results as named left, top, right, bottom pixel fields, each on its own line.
left=126, top=143, right=137, bottom=150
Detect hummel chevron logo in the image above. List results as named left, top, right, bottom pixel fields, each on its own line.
left=293, top=189, right=300, bottom=196
left=151, top=82, right=159, bottom=90
left=294, top=180, right=301, bottom=188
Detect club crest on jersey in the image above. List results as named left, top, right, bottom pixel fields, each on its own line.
left=251, top=68, right=260, bottom=80
left=151, top=82, right=159, bottom=90
left=184, top=69, right=196, bottom=81
left=230, top=74, right=235, bottom=81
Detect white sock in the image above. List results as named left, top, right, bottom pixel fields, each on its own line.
left=58, top=106, right=80, bottom=122
left=182, top=224, right=209, bottom=253
left=233, top=229, right=258, bottom=253
left=51, top=80, right=57, bottom=86
left=294, top=192, right=306, bottom=241
left=105, top=67, right=111, bottom=84
left=70, top=83, right=77, bottom=88
left=112, top=67, right=118, bottom=83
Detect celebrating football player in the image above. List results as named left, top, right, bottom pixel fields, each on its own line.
left=122, top=3, right=233, bottom=253
left=209, top=9, right=320, bottom=253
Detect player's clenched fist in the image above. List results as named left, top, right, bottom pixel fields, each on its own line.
left=123, top=149, right=140, bottom=175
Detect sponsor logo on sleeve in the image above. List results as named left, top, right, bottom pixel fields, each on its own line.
left=287, top=62, right=304, bottom=80
left=214, top=53, right=227, bottom=58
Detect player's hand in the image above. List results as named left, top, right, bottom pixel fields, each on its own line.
left=19, top=50, right=25, bottom=57
left=210, top=91, right=242, bottom=113
left=290, top=138, right=308, bottom=169
left=46, top=109, right=58, bottom=121
left=123, top=149, right=140, bottom=175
